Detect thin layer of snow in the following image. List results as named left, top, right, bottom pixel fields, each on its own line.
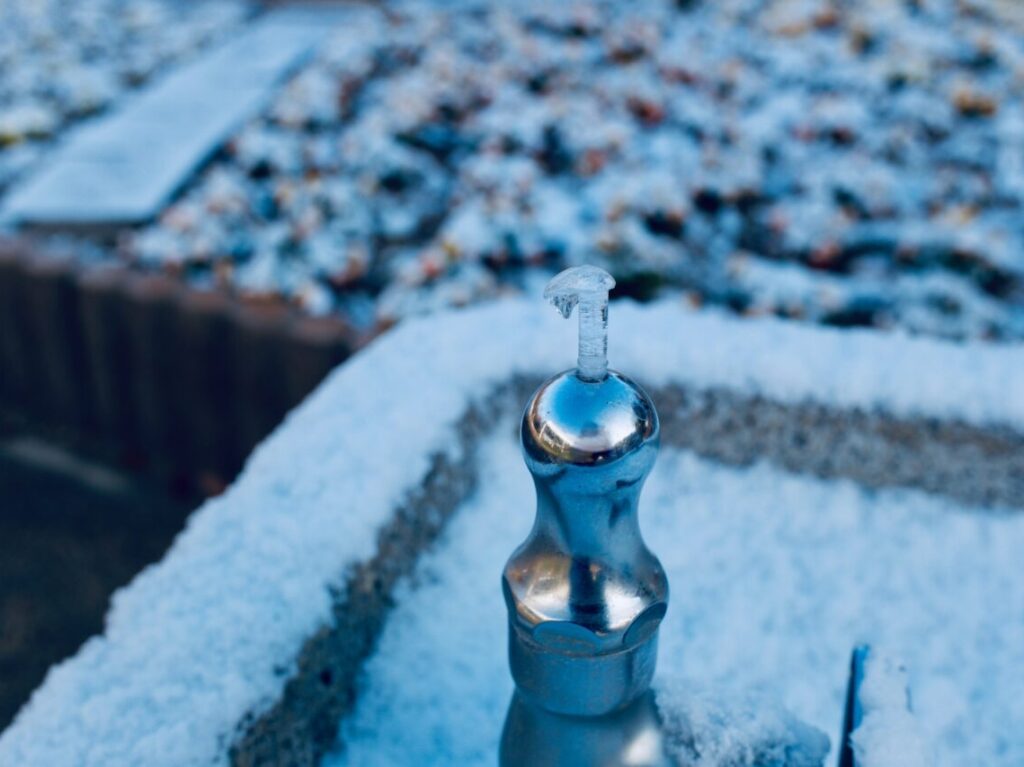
left=0, top=0, right=247, bottom=165
left=0, top=300, right=1019, bottom=766
left=655, top=677, right=830, bottom=767
left=602, top=302, right=1024, bottom=430
left=331, top=430, right=1023, bottom=767
left=1, top=7, right=349, bottom=225
left=851, top=652, right=933, bottom=767
left=124, top=0, right=1024, bottom=341
left=655, top=677, right=829, bottom=767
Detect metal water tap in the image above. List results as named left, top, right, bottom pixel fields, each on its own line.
left=501, top=266, right=670, bottom=766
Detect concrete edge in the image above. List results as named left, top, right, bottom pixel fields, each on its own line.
left=230, top=374, right=1023, bottom=766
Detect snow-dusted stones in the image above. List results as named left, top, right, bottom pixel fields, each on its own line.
left=113, top=0, right=1024, bottom=341
left=1, top=302, right=1021, bottom=767
left=0, top=0, right=247, bottom=194
left=1, top=7, right=351, bottom=228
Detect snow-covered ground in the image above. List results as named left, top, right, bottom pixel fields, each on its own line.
left=0, top=0, right=247, bottom=193
left=120, top=0, right=1024, bottom=341
left=332, top=431, right=1022, bottom=767
left=1, top=9, right=341, bottom=226
left=851, top=650, right=933, bottom=767
left=0, top=300, right=1019, bottom=766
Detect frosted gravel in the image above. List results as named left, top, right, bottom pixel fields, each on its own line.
left=126, top=0, right=1024, bottom=340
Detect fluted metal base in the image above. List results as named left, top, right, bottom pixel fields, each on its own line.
left=499, top=690, right=671, bottom=767
left=508, top=626, right=659, bottom=717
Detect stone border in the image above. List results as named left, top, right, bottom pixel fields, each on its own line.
left=230, top=375, right=1024, bottom=766
left=657, top=386, right=1024, bottom=510
left=231, top=381, right=532, bottom=766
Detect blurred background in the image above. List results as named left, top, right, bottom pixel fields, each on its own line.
left=1, top=0, right=1023, bottom=733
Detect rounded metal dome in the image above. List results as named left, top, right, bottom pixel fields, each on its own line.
left=522, top=369, right=658, bottom=467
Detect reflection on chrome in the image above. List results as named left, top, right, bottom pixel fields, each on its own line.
left=502, top=266, right=670, bottom=764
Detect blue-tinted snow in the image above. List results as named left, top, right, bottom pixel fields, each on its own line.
left=851, top=651, right=932, bottom=767
left=0, top=300, right=1019, bottom=765
left=126, top=0, right=1024, bottom=341
left=1, top=8, right=350, bottom=225
left=332, top=432, right=1022, bottom=767
left=332, top=432, right=831, bottom=767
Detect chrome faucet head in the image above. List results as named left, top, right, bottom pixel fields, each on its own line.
left=503, top=265, right=668, bottom=717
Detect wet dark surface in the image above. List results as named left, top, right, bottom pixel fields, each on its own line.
left=0, top=430, right=192, bottom=731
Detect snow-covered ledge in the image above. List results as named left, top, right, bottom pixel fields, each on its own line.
left=1, top=300, right=1021, bottom=767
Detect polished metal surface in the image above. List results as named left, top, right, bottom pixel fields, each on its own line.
left=504, top=367, right=667, bottom=717
left=500, top=690, right=672, bottom=767
left=523, top=369, right=658, bottom=467
left=501, top=266, right=670, bottom=759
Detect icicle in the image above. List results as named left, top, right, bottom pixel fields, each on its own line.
left=543, top=265, right=616, bottom=382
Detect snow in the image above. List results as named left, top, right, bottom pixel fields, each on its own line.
left=0, top=299, right=1019, bottom=766
left=851, top=651, right=933, bottom=767
left=655, top=678, right=829, bottom=767
left=119, top=0, right=1024, bottom=341
left=0, top=0, right=247, bottom=194
left=600, top=302, right=1022, bottom=431
left=331, top=428, right=1023, bottom=767
left=1, top=7, right=348, bottom=225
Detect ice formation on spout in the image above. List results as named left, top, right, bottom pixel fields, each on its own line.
left=543, top=265, right=616, bottom=382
